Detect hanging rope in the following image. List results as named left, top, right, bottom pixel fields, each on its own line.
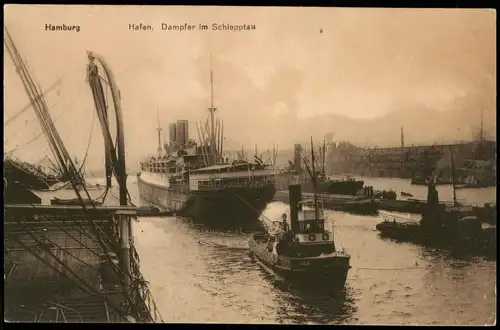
left=4, top=79, right=62, bottom=127
left=229, top=190, right=276, bottom=231
left=86, top=52, right=128, bottom=206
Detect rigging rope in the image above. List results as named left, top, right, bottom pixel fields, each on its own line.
left=4, top=79, right=62, bottom=127
left=75, top=103, right=97, bottom=179
left=5, top=102, right=73, bottom=155
left=4, top=28, right=91, bottom=207
left=229, top=190, right=276, bottom=230
left=356, top=266, right=425, bottom=271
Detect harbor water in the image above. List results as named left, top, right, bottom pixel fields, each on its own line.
left=104, top=176, right=496, bottom=325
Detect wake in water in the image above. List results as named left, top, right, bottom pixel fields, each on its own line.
left=196, top=239, right=250, bottom=251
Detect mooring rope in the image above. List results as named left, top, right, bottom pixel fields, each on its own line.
left=356, top=266, right=425, bottom=271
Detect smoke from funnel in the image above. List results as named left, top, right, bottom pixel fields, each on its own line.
left=434, top=148, right=452, bottom=175
left=434, top=146, right=465, bottom=178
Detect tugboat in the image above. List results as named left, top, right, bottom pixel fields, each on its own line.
left=249, top=138, right=351, bottom=291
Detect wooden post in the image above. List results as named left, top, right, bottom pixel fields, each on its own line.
left=116, top=210, right=135, bottom=307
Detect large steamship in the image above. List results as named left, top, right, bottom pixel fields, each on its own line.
left=136, top=70, right=276, bottom=224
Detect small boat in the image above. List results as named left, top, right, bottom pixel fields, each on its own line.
left=249, top=138, right=351, bottom=291
left=400, top=191, right=413, bottom=197
left=376, top=211, right=421, bottom=242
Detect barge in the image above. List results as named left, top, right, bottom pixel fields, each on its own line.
left=273, top=190, right=379, bottom=215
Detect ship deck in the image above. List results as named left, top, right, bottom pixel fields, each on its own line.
left=274, top=190, right=368, bottom=201
left=138, top=172, right=170, bottom=188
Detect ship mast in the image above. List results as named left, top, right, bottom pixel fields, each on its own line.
left=310, top=137, right=319, bottom=220
left=156, top=107, right=163, bottom=156
left=479, top=108, right=484, bottom=141
left=209, top=54, right=217, bottom=165
left=322, top=137, right=326, bottom=175
left=449, top=146, right=458, bottom=207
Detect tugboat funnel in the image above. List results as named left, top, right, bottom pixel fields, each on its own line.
left=289, top=184, right=302, bottom=232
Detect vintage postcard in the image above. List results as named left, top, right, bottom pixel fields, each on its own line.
left=3, top=5, right=496, bottom=325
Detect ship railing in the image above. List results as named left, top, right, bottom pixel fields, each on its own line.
left=44, top=301, right=84, bottom=323
left=104, top=213, right=163, bottom=323
left=128, top=271, right=164, bottom=323
left=142, top=285, right=164, bottom=323
left=128, top=245, right=164, bottom=323
left=197, top=179, right=275, bottom=191
left=298, top=200, right=325, bottom=220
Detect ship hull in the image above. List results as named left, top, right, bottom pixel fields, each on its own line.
left=273, top=191, right=379, bottom=215
left=137, top=174, right=276, bottom=226
left=275, top=172, right=364, bottom=195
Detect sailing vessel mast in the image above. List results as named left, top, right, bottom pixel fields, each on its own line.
left=156, top=107, right=162, bottom=156
left=322, top=138, right=326, bottom=175
left=310, top=137, right=319, bottom=220
left=209, top=53, right=217, bottom=165
left=480, top=108, right=484, bottom=141
left=449, top=146, right=458, bottom=207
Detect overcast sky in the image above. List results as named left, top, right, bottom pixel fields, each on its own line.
left=3, top=6, right=496, bottom=169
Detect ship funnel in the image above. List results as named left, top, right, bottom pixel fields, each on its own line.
left=169, top=122, right=177, bottom=146
left=289, top=184, right=302, bottom=232
left=176, top=120, right=189, bottom=148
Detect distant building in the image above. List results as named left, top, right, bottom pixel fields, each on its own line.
left=326, top=140, right=496, bottom=185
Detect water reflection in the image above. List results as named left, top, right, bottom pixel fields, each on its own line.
left=271, top=281, right=357, bottom=325
left=419, top=250, right=496, bottom=325
left=378, top=232, right=496, bottom=261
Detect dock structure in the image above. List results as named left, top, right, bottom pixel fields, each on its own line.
left=3, top=189, right=164, bottom=323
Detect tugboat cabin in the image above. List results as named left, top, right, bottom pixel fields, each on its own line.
left=258, top=188, right=338, bottom=258
left=294, top=200, right=330, bottom=243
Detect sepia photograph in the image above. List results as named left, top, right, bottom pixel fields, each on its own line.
left=3, top=5, right=496, bottom=325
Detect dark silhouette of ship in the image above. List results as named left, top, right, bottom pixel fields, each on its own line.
left=276, top=142, right=365, bottom=195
